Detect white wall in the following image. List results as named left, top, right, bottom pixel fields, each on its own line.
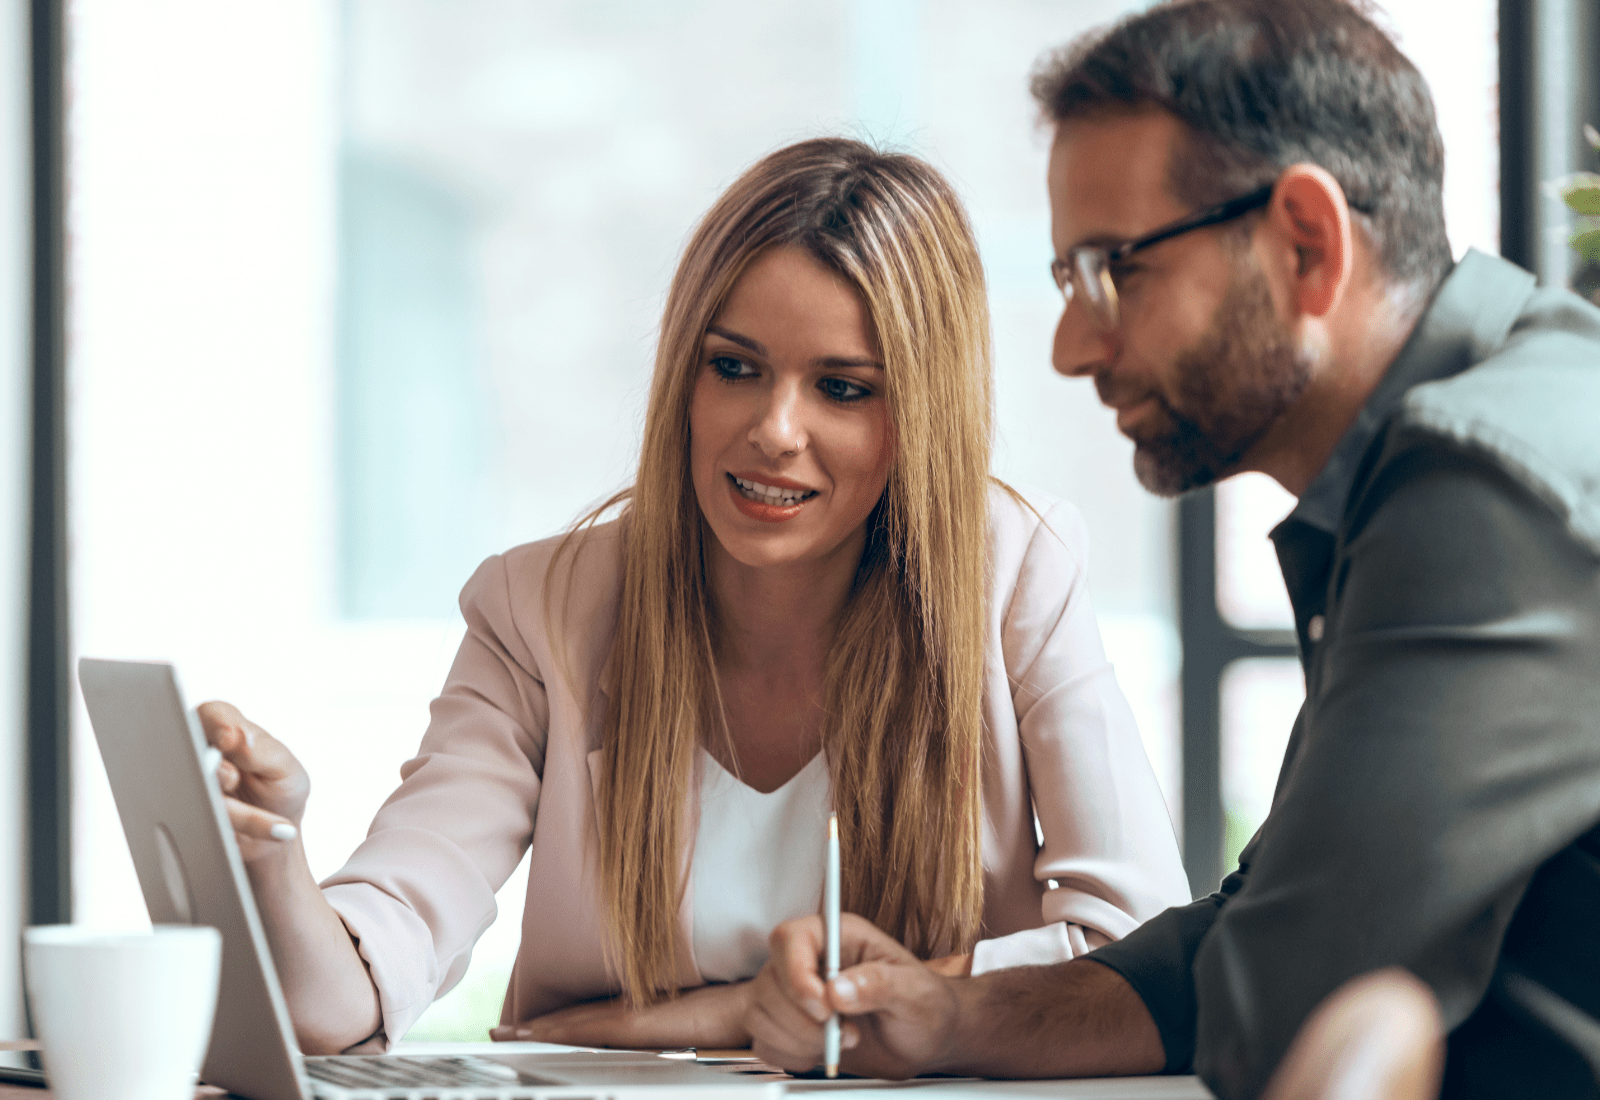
left=0, top=0, right=29, bottom=1043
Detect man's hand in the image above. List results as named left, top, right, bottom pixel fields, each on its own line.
left=746, top=913, right=1166, bottom=1081
left=490, top=980, right=752, bottom=1049
left=745, top=913, right=961, bottom=1079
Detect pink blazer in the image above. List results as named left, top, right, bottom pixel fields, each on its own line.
left=322, top=486, right=1189, bottom=1043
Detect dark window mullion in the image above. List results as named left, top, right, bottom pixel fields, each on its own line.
left=26, top=0, right=69, bottom=931
left=1178, top=489, right=1297, bottom=899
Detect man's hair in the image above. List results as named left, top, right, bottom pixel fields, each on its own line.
left=1032, top=0, right=1452, bottom=292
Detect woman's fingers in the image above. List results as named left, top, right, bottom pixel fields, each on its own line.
left=196, top=700, right=311, bottom=823
left=511, top=1000, right=628, bottom=1044
left=490, top=983, right=753, bottom=1049
left=223, top=794, right=299, bottom=843
left=198, top=700, right=253, bottom=754
left=922, top=952, right=972, bottom=978
left=198, top=701, right=282, bottom=772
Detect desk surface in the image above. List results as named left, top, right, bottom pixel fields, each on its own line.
left=0, top=1080, right=1208, bottom=1100
left=0, top=1040, right=1214, bottom=1099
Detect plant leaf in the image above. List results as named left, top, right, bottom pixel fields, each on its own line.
left=1548, top=172, right=1600, bottom=202
left=1570, top=228, right=1600, bottom=261
left=1564, top=186, right=1600, bottom=215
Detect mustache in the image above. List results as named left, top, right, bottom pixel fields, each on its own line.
left=1094, top=373, right=1155, bottom=411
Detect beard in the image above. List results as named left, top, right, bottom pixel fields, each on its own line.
left=1116, top=259, right=1312, bottom=497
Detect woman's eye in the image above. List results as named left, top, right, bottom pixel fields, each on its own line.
left=710, top=355, right=755, bottom=381
left=819, top=377, right=870, bottom=403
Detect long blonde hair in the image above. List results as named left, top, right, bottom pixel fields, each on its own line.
left=591, top=138, right=994, bottom=1005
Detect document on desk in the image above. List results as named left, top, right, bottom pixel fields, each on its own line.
left=783, top=1074, right=1213, bottom=1097
left=398, top=1046, right=1215, bottom=1098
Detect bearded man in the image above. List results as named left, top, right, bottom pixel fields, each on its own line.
left=744, top=2, right=1600, bottom=1097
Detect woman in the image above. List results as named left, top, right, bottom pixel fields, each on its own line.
left=203, top=137, right=1188, bottom=1055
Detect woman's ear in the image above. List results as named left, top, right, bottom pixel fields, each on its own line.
left=1266, top=164, right=1354, bottom=319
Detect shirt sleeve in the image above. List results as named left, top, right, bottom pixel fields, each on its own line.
left=979, top=497, right=1189, bottom=973
left=320, top=553, right=551, bottom=1047
left=970, top=920, right=1112, bottom=974
left=1187, top=441, right=1600, bottom=1099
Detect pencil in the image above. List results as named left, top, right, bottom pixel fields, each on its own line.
left=824, top=811, right=840, bottom=1078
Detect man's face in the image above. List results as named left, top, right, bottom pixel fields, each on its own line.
left=1047, top=110, right=1310, bottom=496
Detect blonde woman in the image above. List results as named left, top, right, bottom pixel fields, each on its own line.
left=202, top=138, right=1188, bottom=1054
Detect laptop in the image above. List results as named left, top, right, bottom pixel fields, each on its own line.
left=77, top=658, right=784, bottom=1100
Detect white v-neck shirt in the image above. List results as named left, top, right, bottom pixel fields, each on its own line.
left=689, top=748, right=832, bottom=983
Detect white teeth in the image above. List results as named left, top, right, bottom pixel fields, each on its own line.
left=733, top=476, right=811, bottom=506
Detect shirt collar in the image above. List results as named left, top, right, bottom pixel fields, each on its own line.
left=1280, top=249, right=1535, bottom=536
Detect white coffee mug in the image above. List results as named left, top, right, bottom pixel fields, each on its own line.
left=23, top=925, right=222, bottom=1100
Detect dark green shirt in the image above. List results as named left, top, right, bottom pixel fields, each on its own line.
left=1089, top=250, right=1600, bottom=1100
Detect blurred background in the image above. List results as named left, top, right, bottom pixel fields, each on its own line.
left=7, top=0, right=1590, bottom=1046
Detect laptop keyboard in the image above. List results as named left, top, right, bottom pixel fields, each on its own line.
left=305, top=1054, right=552, bottom=1092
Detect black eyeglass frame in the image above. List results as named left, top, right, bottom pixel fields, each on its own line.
left=1050, top=183, right=1276, bottom=330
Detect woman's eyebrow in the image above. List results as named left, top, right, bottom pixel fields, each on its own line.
left=705, top=325, right=766, bottom=356
left=705, top=325, right=882, bottom=370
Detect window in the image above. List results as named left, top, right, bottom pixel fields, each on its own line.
left=67, top=0, right=1175, bottom=1041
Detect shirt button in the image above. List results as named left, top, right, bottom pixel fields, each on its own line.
left=1307, top=615, right=1326, bottom=643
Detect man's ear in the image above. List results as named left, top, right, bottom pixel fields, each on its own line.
left=1266, top=165, right=1353, bottom=319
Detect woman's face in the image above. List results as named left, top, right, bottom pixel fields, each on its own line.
left=689, top=245, right=893, bottom=573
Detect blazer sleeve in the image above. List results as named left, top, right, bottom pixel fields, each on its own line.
left=320, top=553, right=551, bottom=1047
left=972, top=497, right=1190, bottom=975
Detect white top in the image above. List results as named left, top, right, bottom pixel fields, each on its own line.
left=690, top=749, right=831, bottom=982
left=321, top=487, right=1190, bottom=1040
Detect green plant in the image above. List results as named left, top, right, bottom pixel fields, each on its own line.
left=1558, top=124, right=1600, bottom=303
left=1559, top=125, right=1600, bottom=261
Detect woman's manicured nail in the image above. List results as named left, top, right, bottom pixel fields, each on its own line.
left=201, top=747, right=222, bottom=774
left=269, top=823, right=298, bottom=841
left=832, top=976, right=857, bottom=1005
left=842, top=1026, right=860, bottom=1050
left=516, top=1027, right=532, bottom=1038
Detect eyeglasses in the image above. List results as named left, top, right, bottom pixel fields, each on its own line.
left=1050, top=184, right=1275, bottom=331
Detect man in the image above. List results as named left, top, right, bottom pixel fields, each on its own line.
left=743, top=1, right=1600, bottom=1097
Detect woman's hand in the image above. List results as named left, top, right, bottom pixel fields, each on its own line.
left=924, top=953, right=973, bottom=977
left=195, top=701, right=382, bottom=1053
left=196, top=701, right=311, bottom=864
left=490, top=981, right=753, bottom=1049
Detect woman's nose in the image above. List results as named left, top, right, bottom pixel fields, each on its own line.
left=1052, top=298, right=1119, bottom=378
left=748, top=382, right=806, bottom=457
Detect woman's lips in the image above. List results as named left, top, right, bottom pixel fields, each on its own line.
left=726, top=473, right=814, bottom=523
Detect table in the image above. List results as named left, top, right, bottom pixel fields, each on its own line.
left=0, top=1039, right=1214, bottom=1099
left=0, top=1039, right=223, bottom=1100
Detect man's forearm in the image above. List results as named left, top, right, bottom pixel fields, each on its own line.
left=939, top=957, right=1166, bottom=1079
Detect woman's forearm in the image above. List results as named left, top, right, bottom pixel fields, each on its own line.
left=248, top=838, right=383, bottom=1054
